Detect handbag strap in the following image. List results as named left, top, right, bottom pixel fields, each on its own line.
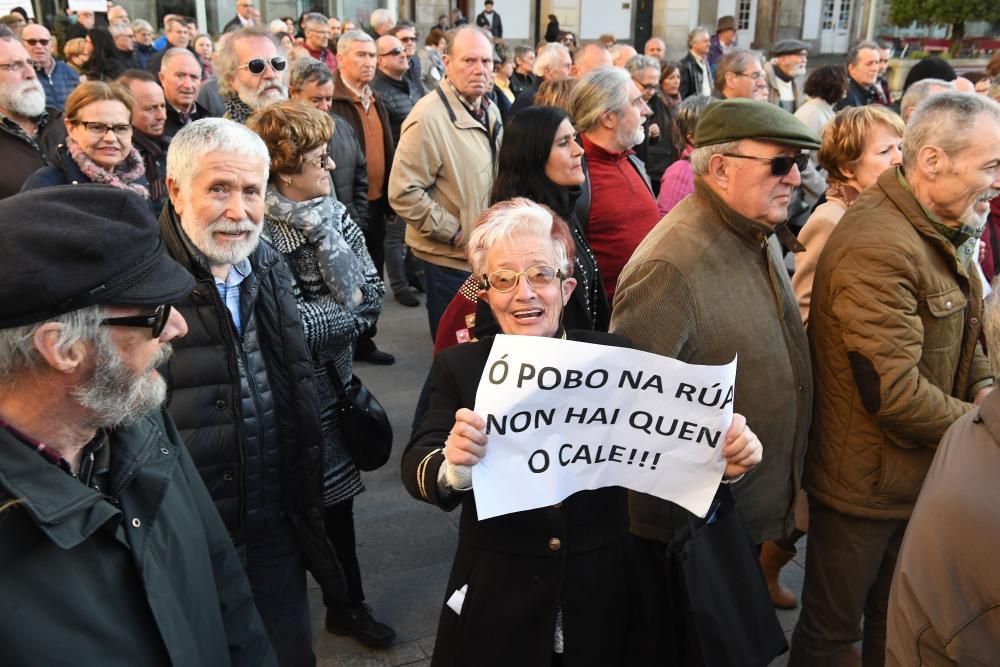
left=325, top=362, right=349, bottom=398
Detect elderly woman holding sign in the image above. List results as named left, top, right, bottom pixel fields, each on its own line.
left=401, top=198, right=763, bottom=667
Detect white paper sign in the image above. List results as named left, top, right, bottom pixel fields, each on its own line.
left=472, top=335, right=736, bottom=521
left=68, top=0, right=107, bottom=12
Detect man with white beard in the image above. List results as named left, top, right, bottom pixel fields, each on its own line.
left=159, top=117, right=347, bottom=667
left=0, top=185, right=277, bottom=665
left=215, top=26, right=288, bottom=123
left=568, top=67, right=657, bottom=304
left=764, top=40, right=809, bottom=112
left=0, top=26, right=62, bottom=198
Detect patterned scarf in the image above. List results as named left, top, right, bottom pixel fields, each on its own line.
left=265, top=186, right=367, bottom=309
left=825, top=179, right=860, bottom=209
left=67, top=136, right=149, bottom=198
left=223, top=93, right=253, bottom=124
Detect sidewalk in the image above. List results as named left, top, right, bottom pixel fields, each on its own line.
left=311, top=295, right=805, bottom=666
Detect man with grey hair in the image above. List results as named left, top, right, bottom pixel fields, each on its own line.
left=160, top=117, right=348, bottom=667
left=571, top=66, right=656, bottom=303
left=716, top=48, right=767, bottom=100
left=301, top=12, right=336, bottom=72
left=627, top=54, right=675, bottom=194
left=0, top=25, right=61, bottom=199
left=368, top=8, right=394, bottom=36
left=644, top=36, right=665, bottom=61
left=109, top=21, right=139, bottom=68
left=609, top=42, right=637, bottom=68
left=836, top=40, right=882, bottom=109
left=510, top=44, right=536, bottom=97
left=215, top=26, right=288, bottom=123
left=899, top=77, right=953, bottom=122
left=679, top=27, right=712, bottom=98
left=0, top=185, right=277, bottom=666
left=389, top=26, right=502, bottom=338
left=509, top=41, right=570, bottom=115
left=613, top=99, right=820, bottom=664
left=132, top=18, right=156, bottom=69
left=145, top=15, right=190, bottom=77
left=107, top=4, right=129, bottom=25
left=331, top=29, right=396, bottom=362
left=160, top=47, right=212, bottom=137
left=224, top=0, right=256, bottom=33
left=886, top=279, right=1000, bottom=664
left=790, top=92, right=999, bottom=665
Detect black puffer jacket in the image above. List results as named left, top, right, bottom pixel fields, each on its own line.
left=329, top=112, right=369, bottom=228
left=158, top=202, right=347, bottom=604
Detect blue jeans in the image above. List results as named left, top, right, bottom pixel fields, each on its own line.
left=244, top=528, right=316, bottom=667
left=422, top=260, right=470, bottom=340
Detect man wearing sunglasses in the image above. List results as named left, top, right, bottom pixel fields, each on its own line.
left=160, top=118, right=345, bottom=667
left=613, top=100, right=820, bottom=661
left=216, top=26, right=287, bottom=124
left=22, top=23, right=79, bottom=110
left=0, top=186, right=277, bottom=665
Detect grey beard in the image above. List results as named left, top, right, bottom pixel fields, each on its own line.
left=2, top=85, right=45, bottom=118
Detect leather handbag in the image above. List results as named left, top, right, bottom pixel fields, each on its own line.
left=670, top=485, right=788, bottom=667
left=327, top=366, right=393, bottom=471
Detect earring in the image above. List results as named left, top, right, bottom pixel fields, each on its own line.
left=281, top=177, right=292, bottom=185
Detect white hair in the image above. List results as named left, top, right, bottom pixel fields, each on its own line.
left=0, top=305, right=104, bottom=384
left=903, top=92, right=1000, bottom=171
left=690, top=140, right=742, bottom=176
left=369, top=8, right=393, bottom=31
left=337, top=29, right=373, bottom=57
left=166, top=118, right=270, bottom=193
left=899, top=78, right=953, bottom=122
left=534, top=43, right=569, bottom=78
left=467, top=199, right=571, bottom=276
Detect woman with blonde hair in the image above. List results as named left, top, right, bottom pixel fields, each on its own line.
left=63, top=37, right=89, bottom=72
left=22, top=80, right=148, bottom=198
left=246, top=100, right=395, bottom=649
left=534, top=78, right=578, bottom=113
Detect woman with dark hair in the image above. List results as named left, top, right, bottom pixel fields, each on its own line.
left=433, top=105, right=610, bottom=353
left=544, top=14, right=560, bottom=42
left=82, top=27, right=126, bottom=81
left=794, top=64, right=848, bottom=218
left=660, top=61, right=682, bottom=108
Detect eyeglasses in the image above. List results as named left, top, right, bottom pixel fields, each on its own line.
left=637, top=82, right=657, bottom=92
left=305, top=152, right=333, bottom=169
left=399, top=36, right=417, bottom=43
left=379, top=47, right=405, bottom=57
left=0, top=58, right=37, bottom=72
left=723, top=153, right=808, bottom=176
left=24, top=38, right=51, bottom=47
left=483, top=265, right=564, bottom=292
left=237, top=56, right=286, bottom=74
left=735, top=70, right=765, bottom=81
left=74, top=121, right=133, bottom=138
left=101, top=304, right=172, bottom=338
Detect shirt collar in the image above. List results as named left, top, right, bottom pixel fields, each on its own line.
left=214, top=258, right=252, bottom=287
left=894, top=167, right=975, bottom=250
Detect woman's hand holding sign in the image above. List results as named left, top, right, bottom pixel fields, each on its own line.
left=721, top=413, right=762, bottom=480
left=442, top=408, right=489, bottom=491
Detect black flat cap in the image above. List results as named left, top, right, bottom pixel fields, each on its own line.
left=771, top=39, right=809, bottom=56
left=0, top=185, right=195, bottom=328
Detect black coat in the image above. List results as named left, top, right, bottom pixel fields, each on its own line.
left=634, top=95, right=679, bottom=195
left=402, top=332, right=638, bottom=667
left=0, top=107, right=63, bottom=199
left=679, top=52, right=708, bottom=99
left=21, top=144, right=152, bottom=206
left=371, top=69, right=423, bottom=145
left=834, top=77, right=879, bottom=110
left=158, top=203, right=348, bottom=605
left=0, top=410, right=276, bottom=666
left=329, top=111, right=370, bottom=228
left=475, top=10, right=503, bottom=37
left=164, top=100, right=213, bottom=139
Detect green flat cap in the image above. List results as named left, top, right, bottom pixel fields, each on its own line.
left=694, top=98, right=821, bottom=150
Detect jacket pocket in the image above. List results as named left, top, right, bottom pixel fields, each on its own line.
left=921, top=288, right=967, bottom=353
left=875, top=435, right=935, bottom=506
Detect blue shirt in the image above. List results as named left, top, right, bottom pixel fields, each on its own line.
left=214, top=259, right=251, bottom=333
left=36, top=60, right=80, bottom=111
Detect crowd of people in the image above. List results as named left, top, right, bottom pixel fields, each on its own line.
left=1, top=3, right=999, bottom=666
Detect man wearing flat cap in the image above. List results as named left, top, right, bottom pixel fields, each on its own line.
left=708, top=15, right=737, bottom=74
left=0, top=185, right=276, bottom=665
left=790, top=92, right=998, bottom=667
left=612, top=99, right=819, bottom=661
left=159, top=117, right=347, bottom=666
left=765, top=40, right=808, bottom=112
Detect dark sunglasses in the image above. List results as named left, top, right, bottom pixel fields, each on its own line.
left=24, top=38, right=51, bottom=46
left=101, top=304, right=172, bottom=338
left=723, top=152, right=808, bottom=176
left=379, top=47, right=405, bottom=57
left=237, top=56, right=286, bottom=74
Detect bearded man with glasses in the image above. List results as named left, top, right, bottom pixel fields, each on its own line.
left=0, top=186, right=277, bottom=665
left=158, top=117, right=348, bottom=667
left=613, top=100, right=820, bottom=661
left=216, top=26, right=288, bottom=124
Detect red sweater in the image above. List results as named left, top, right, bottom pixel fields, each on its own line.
left=582, top=134, right=660, bottom=303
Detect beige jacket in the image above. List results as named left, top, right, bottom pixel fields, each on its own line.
left=886, top=389, right=1000, bottom=666
left=389, top=80, right=502, bottom=271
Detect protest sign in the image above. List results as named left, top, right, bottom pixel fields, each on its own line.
left=471, top=335, right=737, bottom=521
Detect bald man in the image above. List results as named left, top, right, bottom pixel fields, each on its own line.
left=571, top=42, right=612, bottom=78
left=644, top=37, right=665, bottom=61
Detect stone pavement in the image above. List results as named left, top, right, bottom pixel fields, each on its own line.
left=310, top=295, right=806, bottom=666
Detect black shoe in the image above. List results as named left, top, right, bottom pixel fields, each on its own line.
left=326, top=603, right=397, bottom=649
left=408, top=275, right=425, bottom=293
left=394, top=288, right=420, bottom=307
left=355, top=346, right=395, bottom=365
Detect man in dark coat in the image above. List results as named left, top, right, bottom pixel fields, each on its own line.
left=679, top=27, right=713, bottom=99
left=160, top=117, right=348, bottom=667
left=475, top=0, right=503, bottom=38
left=22, top=23, right=80, bottom=110
left=145, top=16, right=191, bottom=78
left=119, top=69, right=170, bottom=214
left=159, top=48, right=213, bottom=138
left=0, top=26, right=63, bottom=198
left=0, top=185, right=276, bottom=666
left=224, top=0, right=256, bottom=32
left=835, top=40, right=882, bottom=110
left=331, top=30, right=397, bottom=363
